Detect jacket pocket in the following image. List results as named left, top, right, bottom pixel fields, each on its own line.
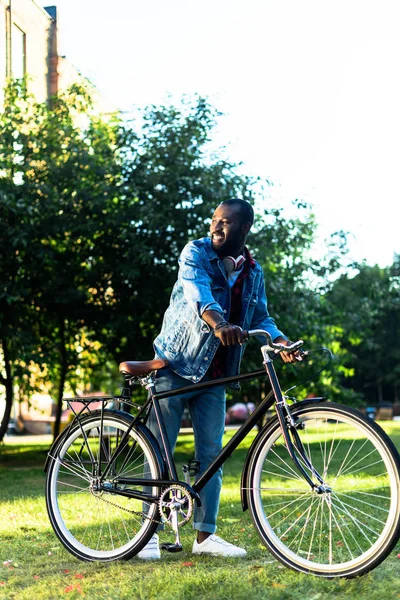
left=242, top=295, right=258, bottom=328
left=211, top=284, right=226, bottom=306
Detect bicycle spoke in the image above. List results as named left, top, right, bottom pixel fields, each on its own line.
left=336, top=446, right=382, bottom=478
left=261, top=468, right=305, bottom=482
left=57, top=459, right=93, bottom=483
left=251, top=487, right=309, bottom=493
left=275, top=496, right=314, bottom=536
left=333, top=437, right=358, bottom=480
left=307, top=499, right=323, bottom=560
left=336, top=491, right=390, bottom=514
left=56, top=480, right=90, bottom=493
left=248, top=405, right=400, bottom=576
left=47, top=414, right=161, bottom=560
left=265, top=493, right=312, bottom=520
left=323, top=420, right=342, bottom=476
left=291, top=498, right=318, bottom=553
left=345, top=488, right=391, bottom=500
left=268, top=447, right=304, bottom=480
left=332, top=494, right=387, bottom=528
left=330, top=500, right=364, bottom=555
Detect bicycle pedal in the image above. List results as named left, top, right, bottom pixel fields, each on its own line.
left=182, top=459, right=200, bottom=475
left=161, top=542, right=183, bottom=553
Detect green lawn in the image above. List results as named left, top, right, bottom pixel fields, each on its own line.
left=1, top=423, right=400, bottom=600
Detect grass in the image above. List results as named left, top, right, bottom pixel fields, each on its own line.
left=1, top=422, right=400, bottom=600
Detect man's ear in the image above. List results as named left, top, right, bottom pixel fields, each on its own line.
left=242, top=222, right=251, bottom=236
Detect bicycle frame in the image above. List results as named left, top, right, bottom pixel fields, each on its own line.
left=92, top=345, right=326, bottom=507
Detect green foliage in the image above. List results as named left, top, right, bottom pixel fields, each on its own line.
left=326, top=258, right=400, bottom=406
left=0, top=80, right=123, bottom=437
left=1, top=79, right=398, bottom=441
left=235, top=201, right=357, bottom=406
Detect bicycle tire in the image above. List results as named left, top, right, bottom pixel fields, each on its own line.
left=46, top=411, right=164, bottom=561
left=246, top=402, right=400, bottom=578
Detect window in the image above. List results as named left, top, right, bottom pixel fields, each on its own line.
left=12, top=23, right=26, bottom=79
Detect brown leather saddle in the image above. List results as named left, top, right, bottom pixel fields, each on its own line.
left=119, top=359, right=169, bottom=377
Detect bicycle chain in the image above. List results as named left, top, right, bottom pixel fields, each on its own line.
left=90, top=488, right=164, bottom=525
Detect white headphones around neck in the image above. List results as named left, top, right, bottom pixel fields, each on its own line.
left=222, top=255, right=246, bottom=273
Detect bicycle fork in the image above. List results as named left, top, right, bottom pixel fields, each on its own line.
left=262, top=347, right=331, bottom=495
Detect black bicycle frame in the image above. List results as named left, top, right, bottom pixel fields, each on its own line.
left=98, top=368, right=266, bottom=488
left=183, top=356, right=321, bottom=495
left=97, top=355, right=323, bottom=505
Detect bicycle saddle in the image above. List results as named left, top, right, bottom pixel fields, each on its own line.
left=119, top=359, right=169, bottom=377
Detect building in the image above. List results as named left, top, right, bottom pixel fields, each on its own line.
left=0, top=0, right=58, bottom=102
left=0, top=0, right=104, bottom=107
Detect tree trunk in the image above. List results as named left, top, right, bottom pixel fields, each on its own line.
left=394, top=384, right=399, bottom=404
left=0, top=339, right=14, bottom=442
left=53, top=316, right=68, bottom=440
left=377, top=380, right=383, bottom=404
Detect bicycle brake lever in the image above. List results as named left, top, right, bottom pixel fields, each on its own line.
left=294, top=349, right=308, bottom=362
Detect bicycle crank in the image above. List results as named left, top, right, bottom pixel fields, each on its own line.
left=159, top=484, right=194, bottom=552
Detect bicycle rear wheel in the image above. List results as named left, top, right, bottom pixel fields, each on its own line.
left=46, top=411, right=164, bottom=561
left=246, top=402, right=400, bottom=578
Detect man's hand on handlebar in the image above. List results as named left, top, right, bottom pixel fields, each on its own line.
left=202, top=310, right=247, bottom=347
left=273, top=336, right=306, bottom=363
left=212, top=328, right=306, bottom=362
left=213, top=323, right=246, bottom=346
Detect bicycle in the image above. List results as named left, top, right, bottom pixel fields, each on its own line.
left=44, top=330, right=400, bottom=578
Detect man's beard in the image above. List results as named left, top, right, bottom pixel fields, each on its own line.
left=213, top=236, right=243, bottom=258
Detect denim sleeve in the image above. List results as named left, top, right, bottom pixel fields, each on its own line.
left=250, top=274, right=287, bottom=341
left=178, top=242, right=224, bottom=317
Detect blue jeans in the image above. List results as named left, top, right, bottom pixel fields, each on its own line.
left=148, top=367, right=226, bottom=534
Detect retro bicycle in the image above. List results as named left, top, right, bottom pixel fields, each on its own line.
left=44, top=330, right=400, bottom=578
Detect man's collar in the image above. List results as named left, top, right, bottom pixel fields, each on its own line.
left=243, top=246, right=256, bottom=268
left=204, top=237, right=220, bottom=261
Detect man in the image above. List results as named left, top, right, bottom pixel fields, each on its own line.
left=138, top=199, right=299, bottom=560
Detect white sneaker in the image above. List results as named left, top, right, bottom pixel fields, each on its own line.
left=137, top=533, right=161, bottom=560
left=192, top=534, right=247, bottom=557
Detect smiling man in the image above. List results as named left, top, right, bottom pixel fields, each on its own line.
left=138, top=198, right=297, bottom=560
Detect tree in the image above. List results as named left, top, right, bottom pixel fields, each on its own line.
left=229, top=199, right=356, bottom=410
left=0, top=80, right=44, bottom=440
left=0, top=81, right=124, bottom=438
left=326, top=257, right=400, bottom=406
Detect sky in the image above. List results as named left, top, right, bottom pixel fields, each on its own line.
left=50, top=0, right=400, bottom=268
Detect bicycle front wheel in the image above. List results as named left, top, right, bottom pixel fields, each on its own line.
left=246, top=402, right=400, bottom=578
left=46, top=411, right=164, bottom=561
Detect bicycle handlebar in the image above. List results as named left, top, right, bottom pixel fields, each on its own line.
left=244, top=329, right=304, bottom=354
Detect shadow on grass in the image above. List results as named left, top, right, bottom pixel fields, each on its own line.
left=0, top=442, right=50, bottom=468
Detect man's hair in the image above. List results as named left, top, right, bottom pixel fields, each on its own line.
left=220, top=198, right=254, bottom=226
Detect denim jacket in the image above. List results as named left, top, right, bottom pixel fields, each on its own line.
left=153, top=237, right=285, bottom=383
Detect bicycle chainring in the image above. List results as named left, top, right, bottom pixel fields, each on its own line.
left=158, top=484, right=193, bottom=527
